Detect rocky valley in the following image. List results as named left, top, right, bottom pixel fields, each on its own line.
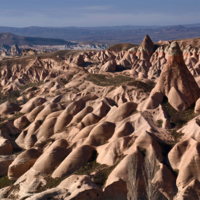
left=0, top=34, right=200, bottom=200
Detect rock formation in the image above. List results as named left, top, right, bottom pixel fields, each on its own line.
left=138, top=41, right=200, bottom=111
left=0, top=35, right=200, bottom=200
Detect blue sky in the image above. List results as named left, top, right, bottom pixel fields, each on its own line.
left=0, top=0, right=200, bottom=27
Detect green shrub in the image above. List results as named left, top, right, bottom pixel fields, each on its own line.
left=127, top=80, right=155, bottom=92
left=162, top=97, right=197, bottom=129
left=87, top=74, right=155, bottom=93
left=0, top=176, right=12, bottom=189
left=87, top=74, right=133, bottom=86
left=157, top=120, right=163, bottom=128
left=19, top=81, right=44, bottom=92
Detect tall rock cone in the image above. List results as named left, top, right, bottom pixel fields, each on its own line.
left=153, top=41, right=200, bottom=111
left=136, top=35, right=155, bottom=60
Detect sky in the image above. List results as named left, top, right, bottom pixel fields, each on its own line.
left=0, top=0, right=200, bottom=27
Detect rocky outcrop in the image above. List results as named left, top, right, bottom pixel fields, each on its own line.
left=139, top=42, right=200, bottom=111
left=168, top=138, right=200, bottom=199
left=100, top=60, right=117, bottom=72
left=136, top=35, right=155, bottom=60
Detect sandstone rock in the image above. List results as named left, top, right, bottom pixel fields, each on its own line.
left=110, top=121, right=134, bottom=140
left=35, top=103, right=63, bottom=121
left=105, top=131, right=169, bottom=200
left=13, top=115, right=29, bottom=130
left=136, top=35, right=155, bottom=60
left=106, top=102, right=137, bottom=123
left=100, top=60, right=117, bottom=72
left=72, top=124, right=96, bottom=143
left=8, top=148, right=41, bottom=180
left=97, top=136, right=134, bottom=166
left=15, top=120, right=41, bottom=149
left=84, top=121, right=115, bottom=146
left=161, top=42, right=200, bottom=111
left=81, top=112, right=101, bottom=126
left=54, top=112, right=72, bottom=133
left=0, top=137, right=12, bottom=155
left=52, top=145, right=95, bottom=178
left=194, top=98, right=200, bottom=113
left=71, top=54, right=84, bottom=66
left=36, top=117, right=57, bottom=141
left=33, top=139, right=69, bottom=175
left=143, top=42, right=200, bottom=111
left=152, top=164, right=177, bottom=200
left=93, top=101, right=110, bottom=118
left=70, top=106, right=93, bottom=124
left=168, top=138, right=200, bottom=188
left=137, top=90, right=164, bottom=111
left=174, top=179, right=200, bottom=200
left=20, top=97, right=46, bottom=113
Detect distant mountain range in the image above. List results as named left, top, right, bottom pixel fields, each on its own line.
left=0, top=24, right=200, bottom=44
left=0, top=33, right=110, bottom=53
left=0, top=32, right=74, bottom=46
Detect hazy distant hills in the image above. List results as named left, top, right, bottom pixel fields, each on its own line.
left=0, top=32, right=75, bottom=46
left=0, top=24, right=200, bottom=44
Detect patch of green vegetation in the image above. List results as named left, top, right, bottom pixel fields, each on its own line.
left=87, top=74, right=133, bottom=87
left=0, top=90, right=20, bottom=104
left=87, top=74, right=155, bottom=92
left=0, top=81, right=43, bottom=105
left=168, top=130, right=184, bottom=146
left=37, top=176, right=67, bottom=193
left=0, top=116, right=8, bottom=123
left=0, top=57, right=30, bottom=70
left=162, top=97, right=197, bottom=145
left=162, top=97, right=198, bottom=129
left=9, top=112, right=24, bottom=121
left=74, top=151, right=124, bottom=187
left=157, top=120, right=163, bottom=128
left=130, top=110, right=138, bottom=115
left=86, top=63, right=97, bottom=68
left=0, top=179, right=20, bottom=199
left=0, top=176, right=12, bottom=189
left=75, top=160, right=100, bottom=176
left=74, top=160, right=119, bottom=187
left=60, top=75, right=74, bottom=85
left=127, top=80, right=155, bottom=92
left=0, top=112, right=24, bottom=129
left=19, top=81, right=44, bottom=92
